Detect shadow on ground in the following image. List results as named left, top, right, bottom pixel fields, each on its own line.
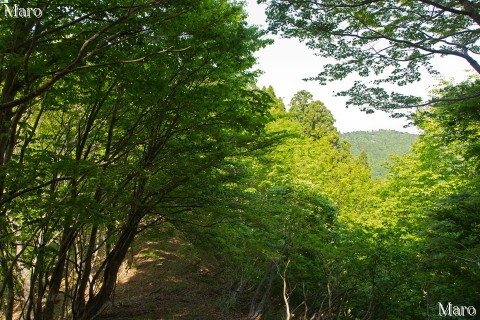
left=98, top=237, right=246, bottom=320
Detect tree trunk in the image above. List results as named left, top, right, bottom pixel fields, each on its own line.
left=73, top=225, right=98, bottom=317
left=79, top=176, right=146, bottom=320
left=43, top=226, right=77, bottom=320
left=248, top=260, right=276, bottom=320
left=0, top=248, right=14, bottom=320
left=280, top=259, right=291, bottom=320
left=79, top=216, right=140, bottom=320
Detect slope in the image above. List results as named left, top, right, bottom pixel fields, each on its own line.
left=341, top=129, right=418, bottom=178
left=98, top=231, right=246, bottom=320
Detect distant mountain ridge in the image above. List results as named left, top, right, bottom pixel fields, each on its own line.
left=341, top=129, right=418, bottom=178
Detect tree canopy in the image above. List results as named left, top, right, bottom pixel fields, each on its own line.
left=381, top=79, right=480, bottom=315
left=0, top=1, right=272, bottom=319
left=341, top=130, right=418, bottom=178
left=1, top=1, right=479, bottom=319
left=260, top=0, right=480, bottom=113
left=290, top=90, right=338, bottom=140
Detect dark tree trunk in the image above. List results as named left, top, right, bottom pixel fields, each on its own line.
left=43, top=226, right=77, bottom=320
left=79, top=214, right=141, bottom=320
left=248, top=260, right=276, bottom=320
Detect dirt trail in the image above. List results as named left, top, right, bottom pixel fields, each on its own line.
left=98, top=237, right=246, bottom=320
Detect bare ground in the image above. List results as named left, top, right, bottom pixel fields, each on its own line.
left=98, top=236, right=247, bottom=320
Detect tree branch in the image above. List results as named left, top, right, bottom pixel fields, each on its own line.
left=0, top=177, right=72, bottom=207
left=0, top=1, right=172, bottom=111
left=417, top=0, right=471, bottom=17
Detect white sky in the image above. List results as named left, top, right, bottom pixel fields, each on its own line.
left=245, top=0, right=474, bottom=133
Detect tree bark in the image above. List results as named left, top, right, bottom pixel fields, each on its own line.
left=43, top=226, right=77, bottom=320
left=248, top=260, right=276, bottom=320
left=79, top=214, right=141, bottom=320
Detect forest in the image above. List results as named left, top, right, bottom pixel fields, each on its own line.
left=341, top=130, right=418, bottom=178
left=0, top=0, right=479, bottom=319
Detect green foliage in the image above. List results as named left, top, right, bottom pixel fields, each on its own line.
left=0, top=1, right=272, bottom=319
left=183, top=89, right=407, bottom=319
left=260, top=0, right=480, bottom=112
left=2, top=1, right=479, bottom=319
left=379, top=79, right=480, bottom=318
left=289, top=90, right=338, bottom=141
left=341, top=130, right=418, bottom=178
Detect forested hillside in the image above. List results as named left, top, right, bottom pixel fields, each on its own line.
left=1, top=1, right=479, bottom=320
left=341, top=130, right=418, bottom=178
